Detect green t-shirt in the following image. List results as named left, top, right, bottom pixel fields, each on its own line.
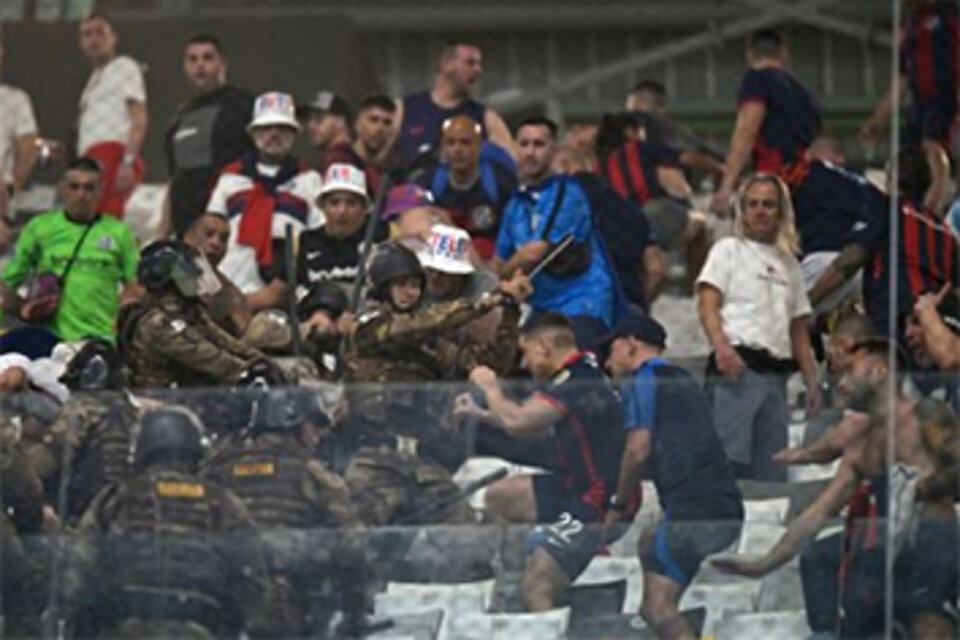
left=3, top=210, right=139, bottom=341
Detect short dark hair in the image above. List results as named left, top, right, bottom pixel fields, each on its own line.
left=81, top=10, right=113, bottom=28
left=850, top=337, right=908, bottom=370
left=632, top=79, right=666, bottom=97
left=520, top=312, right=576, bottom=348
left=834, top=311, right=877, bottom=343
left=516, top=116, right=558, bottom=140
left=440, top=39, right=480, bottom=62
left=897, top=146, right=932, bottom=203
left=358, top=94, right=397, bottom=114
left=186, top=33, right=225, bottom=55
left=749, top=28, right=785, bottom=58
left=66, top=157, right=102, bottom=174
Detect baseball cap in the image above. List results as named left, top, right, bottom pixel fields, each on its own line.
left=600, top=313, right=667, bottom=349
left=248, top=92, right=301, bottom=132
left=417, top=224, right=475, bottom=275
left=319, top=163, right=369, bottom=201
left=938, top=290, right=960, bottom=334
left=383, top=184, right=433, bottom=221
left=297, top=90, right=351, bottom=120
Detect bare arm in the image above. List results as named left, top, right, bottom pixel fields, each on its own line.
left=0, top=281, right=23, bottom=316
left=678, top=149, right=725, bottom=185
left=656, top=166, right=693, bottom=200
left=860, top=74, right=906, bottom=143
left=612, top=429, right=651, bottom=509
left=484, top=108, right=517, bottom=159
left=715, top=455, right=859, bottom=577
left=642, top=245, right=666, bottom=305
left=776, top=410, right=871, bottom=464
left=125, top=100, right=148, bottom=158
left=497, top=240, right=548, bottom=278
left=244, top=278, right=287, bottom=312
left=697, top=284, right=731, bottom=353
left=717, top=102, right=766, bottom=196
left=790, top=315, right=820, bottom=394
left=808, top=243, right=869, bottom=308
left=12, top=133, right=38, bottom=194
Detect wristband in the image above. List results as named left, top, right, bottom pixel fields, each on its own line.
left=608, top=494, right=629, bottom=512
left=122, top=153, right=136, bottom=166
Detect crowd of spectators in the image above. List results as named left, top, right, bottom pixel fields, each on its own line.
left=0, top=4, right=958, bottom=639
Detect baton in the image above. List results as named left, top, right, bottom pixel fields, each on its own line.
left=284, top=224, right=302, bottom=358
left=396, top=467, right=508, bottom=525
left=350, top=172, right=394, bottom=313
left=525, top=233, right=574, bottom=280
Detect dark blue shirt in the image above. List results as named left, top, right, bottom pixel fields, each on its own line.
left=790, top=160, right=885, bottom=256
left=622, top=358, right=739, bottom=507
left=397, top=91, right=487, bottom=166
left=535, top=352, right=625, bottom=511
left=736, top=67, right=821, bottom=171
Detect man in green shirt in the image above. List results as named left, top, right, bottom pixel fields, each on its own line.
left=1, top=157, right=140, bottom=341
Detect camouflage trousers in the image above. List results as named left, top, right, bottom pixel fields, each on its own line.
left=344, top=447, right=473, bottom=527
left=103, top=619, right=216, bottom=639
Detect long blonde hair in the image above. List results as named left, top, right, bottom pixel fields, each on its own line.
left=732, top=173, right=800, bottom=256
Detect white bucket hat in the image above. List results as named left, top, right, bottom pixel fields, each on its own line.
left=248, top=92, right=301, bottom=131
left=319, top=163, right=369, bottom=201
left=417, top=224, right=475, bottom=275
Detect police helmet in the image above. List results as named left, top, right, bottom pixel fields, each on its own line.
left=298, top=282, right=349, bottom=321
left=368, top=242, right=424, bottom=302
left=59, top=338, right=123, bottom=391
left=133, top=406, right=205, bottom=469
left=138, top=240, right=203, bottom=297
left=251, top=387, right=314, bottom=431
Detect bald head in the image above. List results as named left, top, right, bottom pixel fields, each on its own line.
left=806, top=137, right=846, bottom=165
left=440, top=115, right=482, bottom=176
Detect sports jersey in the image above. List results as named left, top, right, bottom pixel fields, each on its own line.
left=533, top=351, right=624, bottom=512
left=3, top=211, right=139, bottom=341
left=621, top=357, right=739, bottom=506
left=206, top=154, right=323, bottom=293
left=736, top=66, right=821, bottom=172
left=396, top=91, right=487, bottom=166
left=297, top=224, right=368, bottom=289
left=601, top=140, right=679, bottom=207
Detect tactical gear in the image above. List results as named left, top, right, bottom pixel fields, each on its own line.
left=252, top=388, right=310, bottom=432
left=298, top=282, right=348, bottom=321
left=134, top=407, right=204, bottom=469
left=368, top=242, right=424, bottom=303
left=59, top=338, right=123, bottom=391
left=138, top=240, right=203, bottom=297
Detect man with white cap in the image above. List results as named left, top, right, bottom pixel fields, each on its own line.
left=297, top=162, right=383, bottom=293
left=205, top=91, right=323, bottom=311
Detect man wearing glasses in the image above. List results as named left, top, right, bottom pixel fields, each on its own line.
left=0, top=157, right=140, bottom=341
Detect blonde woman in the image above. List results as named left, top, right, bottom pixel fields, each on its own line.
left=697, top=173, right=821, bottom=481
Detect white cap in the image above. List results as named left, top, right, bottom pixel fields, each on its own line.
left=417, top=224, right=475, bottom=275
left=320, top=163, right=369, bottom=201
left=248, top=92, right=301, bottom=131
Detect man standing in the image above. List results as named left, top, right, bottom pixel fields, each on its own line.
left=164, top=33, right=254, bottom=238
left=393, top=40, right=515, bottom=167
left=0, top=37, right=39, bottom=206
left=494, top=117, right=620, bottom=348
left=0, top=158, right=139, bottom=342
left=455, top=313, right=625, bottom=611
left=418, top=115, right=517, bottom=260
left=603, top=314, right=743, bottom=640
left=206, top=92, right=323, bottom=311
left=299, top=90, right=353, bottom=170
left=76, top=12, right=148, bottom=218
left=711, top=28, right=820, bottom=214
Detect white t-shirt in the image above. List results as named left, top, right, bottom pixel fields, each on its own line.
left=697, top=236, right=812, bottom=360
left=207, top=164, right=324, bottom=293
left=0, top=85, right=38, bottom=182
left=77, top=55, right=147, bottom=154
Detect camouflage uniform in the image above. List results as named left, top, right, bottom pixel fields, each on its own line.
left=340, top=294, right=518, bottom=527
left=118, top=291, right=266, bottom=389
left=63, top=465, right=278, bottom=639
left=202, top=431, right=364, bottom=636
left=25, top=391, right=138, bottom=523
left=0, top=414, right=45, bottom=535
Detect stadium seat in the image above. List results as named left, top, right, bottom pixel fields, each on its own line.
left=367, top=608, right=445, bottom=640
left=444, top=607, right=571, bottom=640
left=713, top=609, right=811, bottom=640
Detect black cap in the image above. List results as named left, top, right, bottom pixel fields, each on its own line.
left=297, top=90, right=351, bottom=120
left=938, top=290, right=960, bottom=335
left=600, top=314, right=667, bottom=349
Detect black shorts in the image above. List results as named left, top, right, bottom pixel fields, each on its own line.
left=641, top=495, right=743, bottom=586
left=842, top=517, right=958, bottom=636
left=525, top=473, right=606, bottom=581
left=904, top=99, right=957, bottom=148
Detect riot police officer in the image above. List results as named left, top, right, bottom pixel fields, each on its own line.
left=119, top=240, right=273, bottom=389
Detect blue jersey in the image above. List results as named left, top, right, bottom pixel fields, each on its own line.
left=535, top=352, right=625, bottom=512
left=789, top=160, right=885, bottom=256
left=622, top=358, right=739, bottom=507
left=495, top=175, right=617, bottom=326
